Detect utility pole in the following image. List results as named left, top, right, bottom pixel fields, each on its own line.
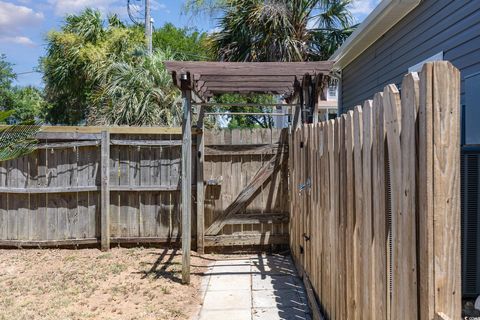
left=145, top=0, right=152, bottom=55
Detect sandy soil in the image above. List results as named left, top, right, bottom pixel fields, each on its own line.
left=0, top=248, right=211, bottom=320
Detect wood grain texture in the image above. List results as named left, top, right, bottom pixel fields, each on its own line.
left=371, top=92, right=387, bottom=320
left=101, top=131, right=110, bottom=251
left=431, top=62, right=461, bottom=319
left=181, top=89, right=192, bottom=284
left=400, top=72, right=420, bottom=319
left=353, top=105, right=363, bottom=320
left=289, top=62, right=460, bottom=320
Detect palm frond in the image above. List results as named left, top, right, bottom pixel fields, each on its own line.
left=0, top=116, right=41, bottom=162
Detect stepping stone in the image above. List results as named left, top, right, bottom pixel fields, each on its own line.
left=202, top=289, right=252, bottom=310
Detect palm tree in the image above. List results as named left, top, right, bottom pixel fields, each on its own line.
left=42, top=9, right=187, bottom=127
left=88, top=49, right=183, bottom=126
left=188, top=0, right=356, bottom=62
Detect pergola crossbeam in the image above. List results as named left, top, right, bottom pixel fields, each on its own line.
left=191, top=102, right=300, bottom=107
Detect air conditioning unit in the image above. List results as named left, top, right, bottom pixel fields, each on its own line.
left=461, top=147, right=480, bottom=298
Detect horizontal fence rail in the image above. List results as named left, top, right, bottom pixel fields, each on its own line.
left=289, top=62, right=461, bottom=320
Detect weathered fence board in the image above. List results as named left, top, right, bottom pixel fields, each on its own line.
left=289, top=62, right=461, bottom=320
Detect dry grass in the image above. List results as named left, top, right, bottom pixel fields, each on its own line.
left=0, top=248, right=210, bottom=320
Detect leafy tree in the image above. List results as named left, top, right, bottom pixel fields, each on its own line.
left=185, top=0, right=355, bottom=127
left=42, top=9, right=145, bottom=124
left=42, top=9, right=213, bottom=126
left=0, top=54, right=49, bottom=123
left=0, top=54, right=16, bottom=112
left=211, top=94, right=277, bottom=128
left=153, top=23, right=212, bottom=61
left=89, top=49, right=182, bottom=126
left=10, top=87, right=50, bottom=123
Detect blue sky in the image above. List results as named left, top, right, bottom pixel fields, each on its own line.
left=0, top=0, right=380, bottom=87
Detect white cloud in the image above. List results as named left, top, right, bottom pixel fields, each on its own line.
left=0, top=35, right=35, bottom=46
left=48, top=0, right=120, bottom=16
left=48, top=0, right=169, bottom=17
left=350, top=0, right=380, bottom=21
left=0, top=1, right=44, bottom=28
left=0, top=1, right=43, bottom=46
left=151, top=0, right=170, bottom=13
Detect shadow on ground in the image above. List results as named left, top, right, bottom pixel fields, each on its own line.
left=195, top=253, right=311, bottom=320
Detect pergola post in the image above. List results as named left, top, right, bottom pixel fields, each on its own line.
left=181, top=84, right=192, bottom=285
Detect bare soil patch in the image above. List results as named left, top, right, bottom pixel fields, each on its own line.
left=0, top=248, right=210, bottom=320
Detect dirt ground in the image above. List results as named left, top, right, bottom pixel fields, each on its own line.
left=0, top=248, right=211, bottom=320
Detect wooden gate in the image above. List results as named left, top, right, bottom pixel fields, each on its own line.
left=199, top=128, right=290, bottom=250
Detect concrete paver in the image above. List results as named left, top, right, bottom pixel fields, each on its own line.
left=252, top=307, right=312, bottom=320
left=196, top=254, right=312, bottom=320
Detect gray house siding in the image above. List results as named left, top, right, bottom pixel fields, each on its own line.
left=340, top=0, right=480, bottom=113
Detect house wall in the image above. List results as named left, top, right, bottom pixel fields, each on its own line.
left=340, top=0, right=480, bottom=113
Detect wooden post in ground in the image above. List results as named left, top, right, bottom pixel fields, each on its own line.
left=196, top=106, right=205, bottom=254
left=181, top=85, right=192, bottom=284
left=101, top=130, right=110, bottom=251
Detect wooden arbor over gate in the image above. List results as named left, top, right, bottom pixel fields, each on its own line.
left=165, top=61, right=334, bottom=284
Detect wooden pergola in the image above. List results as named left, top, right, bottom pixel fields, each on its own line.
left=164, top=61, right=334, bottom=284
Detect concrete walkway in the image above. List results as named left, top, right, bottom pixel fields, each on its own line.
left=196, top=254, right=312, bottom=320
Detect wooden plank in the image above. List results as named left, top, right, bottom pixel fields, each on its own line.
left=0, top=186, right=100, bottom=193
left=400, top=72, right=420, bottom=319
left=384, top=83, right=404, bottom=320
left=352, top=105, right=363, bottom=320
left=181, top=89, right=193, bottom=284
left=338, top=116, right=347, bottom=320
left=191, top=101, right=299, bottom=107
left=203, top=233, right=288, bottom=247
left=419, top=62, right=435, bottom=320
left=15, top=126, right=188, bottom=134
left=110, top=139, right=182, bottom=146
left=37, top=141, right=100, bottom=149
left=109, top=185, right=180, bottom=191
left=431, top=62, right=461, bottom=318
left=36, top=132, right=101, bottom=140
left=0, top=238, right=99, bottom=247
left=371, top=92, right=388, bottom=320
left=344, top=110, right=356, bottom=320
left=361, top=100, right=373, bottom=320
left=101, top=130, right=110, bottom=251
left=196, top=106, right=205, bottom=254
left=223, top=213, right=288, bottom=225
left=305, top=276, right=324, bottom=320
left=204, top=144, right=286, bottom=156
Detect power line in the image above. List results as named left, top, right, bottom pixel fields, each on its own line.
left=15, top=70, right=41, bottom=76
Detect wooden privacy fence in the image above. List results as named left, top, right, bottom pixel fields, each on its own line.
left=0, top=127, right=189, bottom=249
left=0, top=126, right=289, bottom=251
left=289, top=61, right=461, bottom=320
